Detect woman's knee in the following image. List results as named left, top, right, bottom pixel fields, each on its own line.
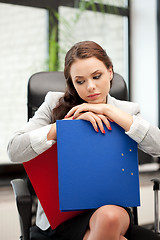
left=90, top=205, right=121, bottom=232
left=87, top=206, right=130, bottom=239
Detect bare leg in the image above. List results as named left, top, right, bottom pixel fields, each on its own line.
left=83, top=205, right=130, bottom=240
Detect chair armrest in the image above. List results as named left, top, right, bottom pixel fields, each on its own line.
left=151, top=178, right=160, bottom=233
left=151, top=178, right=160, bottom=191
left=11, top=179, right=32, bottom=240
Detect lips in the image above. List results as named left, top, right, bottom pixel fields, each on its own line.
left=87, top=93, right=100, bottom=98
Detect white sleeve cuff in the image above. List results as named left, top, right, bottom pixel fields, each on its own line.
left=125, top=115, right=150, bottom=143
left=29, top=124, right=56, bottom=154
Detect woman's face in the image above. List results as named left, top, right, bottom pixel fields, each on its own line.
left=70, top=57, right=113, bottom=104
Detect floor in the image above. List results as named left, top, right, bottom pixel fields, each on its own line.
left=0, top=186, right=20, bottom=240
left=138, top=164, right=160, bottom=228
left=0, top=164, right=160, bottom=240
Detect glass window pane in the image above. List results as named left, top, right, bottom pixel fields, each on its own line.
left=85, top=0, right=128, bottom=8
left=59, top=6, right=128, bottom=84
left=0, top=3, right=48, bottom=164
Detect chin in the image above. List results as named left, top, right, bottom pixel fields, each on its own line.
left=88, top=100, right=103, bottom=104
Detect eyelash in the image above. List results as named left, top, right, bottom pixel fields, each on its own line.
left=93, top=74, right=101, bottom=79
left=76, top=74, right=101, bottom=84
left=76, top=80, right=85, bottom=85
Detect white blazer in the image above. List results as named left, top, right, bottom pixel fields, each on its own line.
left=7, top=92, right=160, bottom=230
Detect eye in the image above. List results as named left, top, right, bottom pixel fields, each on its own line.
left=76, top=79, right=85, bottom=85
left=93, top=74, right=101, bottom=80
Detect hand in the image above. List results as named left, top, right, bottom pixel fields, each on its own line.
left=47, top=122, right=57, bottom=141
left=77, top=112, right=112, bottom=133
left=65, top=102, right=133, bottom=132
left=65, top=110, right=112, bottom=133
left=66, top=103, right=107, bottom=119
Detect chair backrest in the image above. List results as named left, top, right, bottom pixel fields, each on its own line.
left=28, top=71, right=128, bottom=119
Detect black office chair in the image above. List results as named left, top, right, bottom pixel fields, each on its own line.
left=11, top=71, right=160, bottom=240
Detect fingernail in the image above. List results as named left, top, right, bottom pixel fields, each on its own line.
left=108, top=126, right=112, bottom=131
left=72, top=116, right=74, bottom=119
left=110, top=119, right=114, bottom=122
left=102, top=130, right=105, bottom=134
left=96, top=128, right=99, bottom=132
left=64, top=115, right=68, bottom=119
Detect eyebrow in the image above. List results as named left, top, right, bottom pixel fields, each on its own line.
left=74, top=76, right=84, bottom=79
left=74, top=70, right=101, bottom=80
left=91, top=70, right=101, bottom=75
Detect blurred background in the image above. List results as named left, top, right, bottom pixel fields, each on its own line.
left=0, top=0, right=159, bottom=239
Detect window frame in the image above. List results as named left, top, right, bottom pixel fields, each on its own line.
left=0, top=0, right=131, bottom=180
left=0, top=0, right=130, bottom=91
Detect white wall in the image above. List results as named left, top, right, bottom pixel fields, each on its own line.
left=130, top=0, right=158, bottom=126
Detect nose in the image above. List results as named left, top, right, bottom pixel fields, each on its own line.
left=87, top=79, right=96, bottom=92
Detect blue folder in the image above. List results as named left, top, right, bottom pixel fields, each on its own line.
left=56, top=120, right=140, bottom=211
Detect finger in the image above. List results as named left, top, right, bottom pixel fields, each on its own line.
left=93, top=114, right=105, bottom=134
left=63, top=116, right=73, bottom=120
left=107, top=117, right=114, bottom=123
left=106, top=117, right=113, bottom=122
left=77, top=112, right=99, bottom=132
left=84, top=112, right=105, bottom=134
left=70, top=103, right=93, bottom=119
left=76, top=112, right=107, bottom=133
left=65, top=105, right=80, bottom=118
left=73, top=103, right=105, bottom=118
left=98, top=114, right=112, bottom=131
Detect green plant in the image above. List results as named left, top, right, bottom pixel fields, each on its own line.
left=48, top=0, right=121, bottom=71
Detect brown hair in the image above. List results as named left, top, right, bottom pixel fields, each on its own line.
left=52, top=41, right=113, bottom=122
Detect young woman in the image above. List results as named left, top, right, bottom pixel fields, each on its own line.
left=8, top=41, right=160, bottom=240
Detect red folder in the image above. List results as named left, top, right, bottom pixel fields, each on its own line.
left=23, top=143, right=83, bottom=229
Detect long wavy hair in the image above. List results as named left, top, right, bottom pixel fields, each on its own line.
left=52, top=41, right=113, bottom=122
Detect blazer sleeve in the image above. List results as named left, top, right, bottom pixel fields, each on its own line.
left=7, top=92, right=63, bottom=163
left=111, top=96, right=160, bottom=157
left=126, top=114, right=160, bottom=157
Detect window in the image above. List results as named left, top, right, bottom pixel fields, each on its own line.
left=0, top=3, right=48, bottom=163
left=0, top=0, right=130, bottom=165
left=58, top=5, right=129, bottom=86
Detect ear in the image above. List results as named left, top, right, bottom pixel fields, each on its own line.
left=108, top=68, right=113, bottom=81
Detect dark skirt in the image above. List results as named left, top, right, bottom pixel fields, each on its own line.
left=30, top=207, right=133, bottom=240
